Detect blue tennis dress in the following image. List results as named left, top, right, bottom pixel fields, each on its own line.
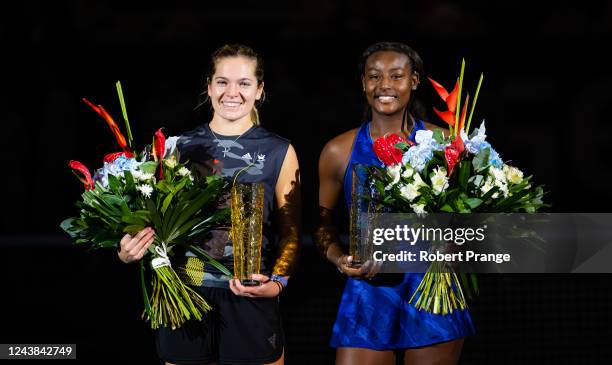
left=329, top=121, right=475, bottom=350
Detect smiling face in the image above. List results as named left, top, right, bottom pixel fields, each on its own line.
left=207, top=56, right=264, bottom=123
left=362, top=51, right=419, bottom=117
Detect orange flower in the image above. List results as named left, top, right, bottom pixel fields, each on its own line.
left=428, top=77, right=469, bottom=132
left=82, top=98, right=131, bottom=154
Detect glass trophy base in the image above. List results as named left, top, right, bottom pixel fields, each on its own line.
left=240, top=279, right=261, bottom=286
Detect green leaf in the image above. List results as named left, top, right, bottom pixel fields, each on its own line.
left=440, top=204, right=454, bottom=212
left=465, top=72, right=484, bottom=134
left=455, top=197, right=466, bottom=211
left=189, top=245, right=232, bottom=276
left=60, top=218, right=78, bottom=235
left=467, top=174, right=483, bottom=188
left=188, top=208, right=230, bottom=237
left=464, top=198, right=483, bottom=209
left=457, top=161, right=471, bottom=191
left=480, top=186, right=499, bottom=202
left=494, top=188, right=531, bottom=211
left=139, top=161, right=158, bottom=174
left=133, top=210, right=151, bottom=222
left=124, top=170, right=136, bottom=191
left=124, top=225, right=145, bottom=234
left=107, top=174, right=122, bottom=193
left=171, top=179, right=222, bottom=230
left=472, top=148, right=490, bottom=172
left=433, top=129, right=446, bottom=144
left=121, top=215, right=146, bottom=226
left=395, top=141, right=409, bottom=151
left=115, top=80, right=134, bottom=148
left=160, top=192, right=176, bottom=215
left=145, top=199, right=163, bottom=236
left=140, top=260, right=152, bottom=317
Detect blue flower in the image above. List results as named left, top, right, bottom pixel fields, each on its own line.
left=404, top=146, right=433, bottom=172
left=93, top=156, right=141, bottom=188
left=461, top=121, right=503, bottom=168
left=402, top=130, right=444, bottom=172
left=489, top=148, right=503, bottom=168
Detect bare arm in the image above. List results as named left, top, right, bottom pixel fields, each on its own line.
left=314, top=131, right=374, bottom=277
left=272, top=144, right=301, bottom=278
left=314, top=137, right=346, bottom=264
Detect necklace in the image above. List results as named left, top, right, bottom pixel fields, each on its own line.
left=209, top=124, right=251, bottom=157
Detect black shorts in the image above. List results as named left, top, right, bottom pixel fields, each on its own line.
left=155, top=286, right=284, bottom=365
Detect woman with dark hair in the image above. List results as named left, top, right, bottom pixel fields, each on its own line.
left=118, top=44, right=300, bottom=365
left=315, top=42, right=474, bottom=365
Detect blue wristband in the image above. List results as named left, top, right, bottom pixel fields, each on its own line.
left=270, top=274, right=288, bottom=288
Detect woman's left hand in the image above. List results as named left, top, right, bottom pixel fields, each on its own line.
left=229, top=274, right=282, bottom=298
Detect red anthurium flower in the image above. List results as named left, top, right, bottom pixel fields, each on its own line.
left=444, top=135, right=465, bottom=176
left=82, top=98, right=131, bottom=154
left=103, top=151, right=135, bottom=163
left=153, top=128, right=166, bottom=179
left=68, top=160, right=94, bottom=190
left=373, top=133, right=406, bottom=166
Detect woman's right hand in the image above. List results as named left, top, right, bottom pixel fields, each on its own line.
left=335, top=255, right=381, bottom=279
left=117, top=227, right=155, bottom=264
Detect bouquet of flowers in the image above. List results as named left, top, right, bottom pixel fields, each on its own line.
left=61, top=82, right=230, bottom=329
left=369, top=60, right=546, bottom=314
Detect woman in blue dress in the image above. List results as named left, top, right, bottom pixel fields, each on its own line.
left=315, top=42, right=475, bottom=364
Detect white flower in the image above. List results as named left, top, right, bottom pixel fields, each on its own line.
left=430, top=167, right=449, bottom=195
left=164, top=156, right=177, bottom=169
left=503, top=164, right=524, bottom=184
left=481, top=176, right=494, bottom=196
left=399, top=172, right=428, bottom=201
left=412, top=172, right=427, bottom=187
left=139, top=172, right=154, bottom=181
left=410, top=203, right=427, bottom=215
left=136, top=184, right=154, bottom=198
left=131, top=169, right=143, bottom=180
left=497, top=182, right=509, bottom=198
left=399, top=183, right=421, bottom=201
left=178, top=167, right=191, bottom=177
left=489, top=166, right=506, bottom=183
left=385, top=164, right=402, bottom=189
left=164, top=136, right=180, bottom=157
left=490, top=166, right=509, bottom=198
left=402, top=165, right=414, bottom=178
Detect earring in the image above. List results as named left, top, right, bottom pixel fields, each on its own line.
left=412, top=85, right=418, bottom=90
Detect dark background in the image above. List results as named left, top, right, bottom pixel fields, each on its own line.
left=1, top=1, right=611, bottom=364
